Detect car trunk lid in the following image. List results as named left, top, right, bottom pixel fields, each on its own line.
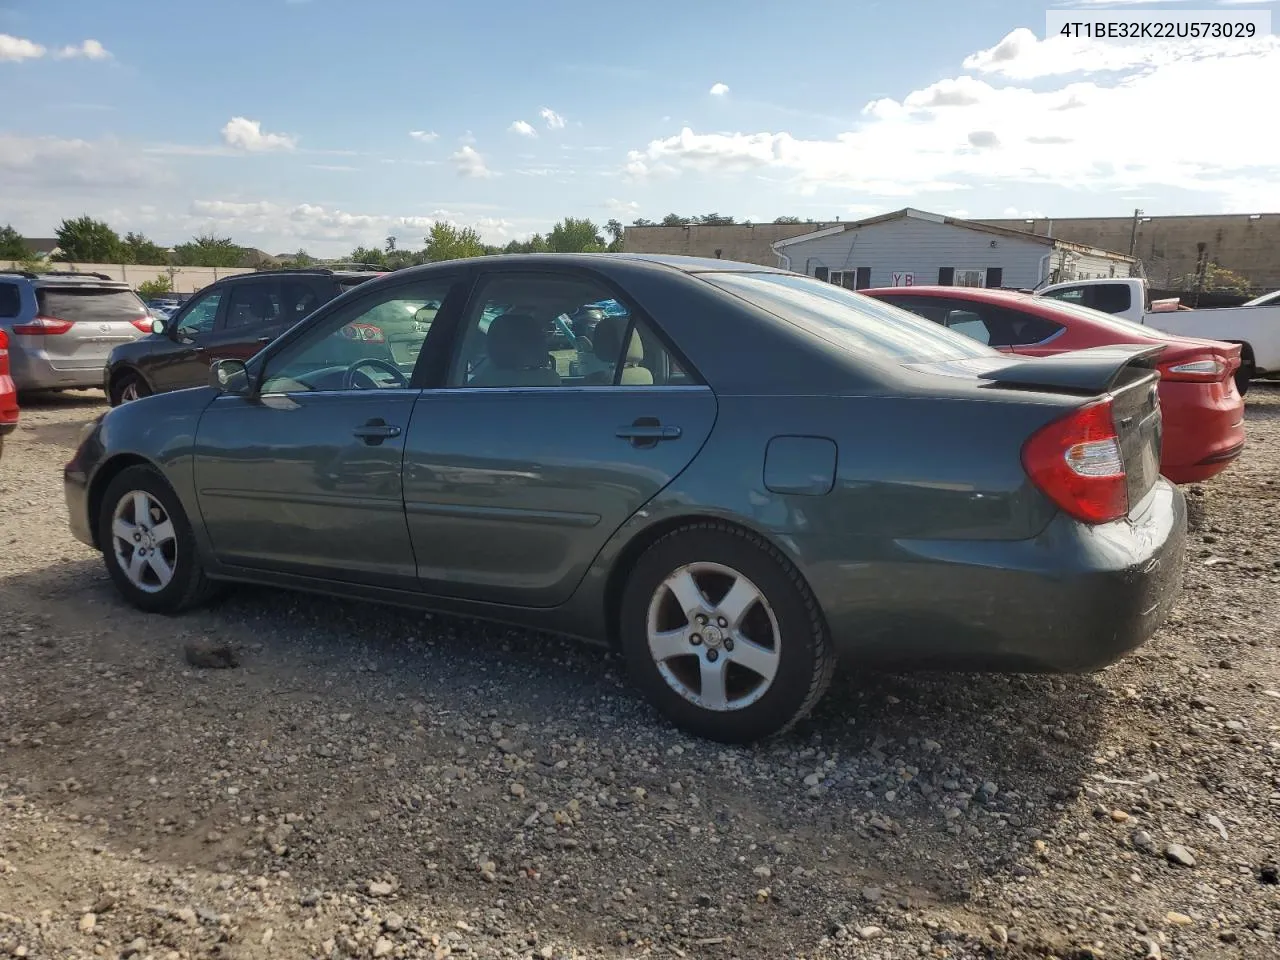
left=31, top=285, right=149, bottom=371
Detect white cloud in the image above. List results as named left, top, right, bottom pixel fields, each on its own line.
left=509, top=120, right=537, bottom=137
left=54, top=39, right=111, bottom=60
left=220, top=117, right=297, bottom=152
left=606, top=198, right=641, bottom=215
left=623, top=32, right=1280, bottom=210
left=709, top=82, right=730, bottom=96
left=408, top=130, right=439, bottom=143
left=1001, top=206, right=1047, bottom=219
left=0, top=134, right=166, bottom=189
left=0, top=34, right=45, bottom=61
left=451, top=144, right=493, bottom=178
left=539, top=107, right=566, bottom=130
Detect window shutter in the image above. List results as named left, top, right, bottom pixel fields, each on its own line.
left=855, top=267, right=871, bottom=290
left=937, top=267, right=954, bottom=286
left=985, top=267, right=1003, bottom=288
left=814, top=266, right=829, bottom=282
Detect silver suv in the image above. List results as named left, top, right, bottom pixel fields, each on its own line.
left=0, top=271, right=151, bottom=392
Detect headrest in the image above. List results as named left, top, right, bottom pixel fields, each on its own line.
left=593, top=316, right=643, bottom=365
left=485, top=313, right=547, bottom=369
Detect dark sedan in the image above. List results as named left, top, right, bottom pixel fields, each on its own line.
left=65, top=254, right=1186, bottom=742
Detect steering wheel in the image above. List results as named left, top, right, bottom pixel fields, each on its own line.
left=342, top=357, right=409, bottom=390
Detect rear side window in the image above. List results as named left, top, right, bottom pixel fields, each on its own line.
left=36, top=287, right=147, bottom=323
left=0, top=283, right=19, bottom=318
left=1090, top=283, right=1132, bottom=315
left=705, top=272, right=994, bottom=363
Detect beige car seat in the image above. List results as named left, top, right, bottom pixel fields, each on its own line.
left=590, top=316, right=653, bottom=385
left=468, top=313, right=561, bottom=387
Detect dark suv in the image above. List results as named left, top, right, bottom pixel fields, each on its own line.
left=104, top=268, right=383, bottom=405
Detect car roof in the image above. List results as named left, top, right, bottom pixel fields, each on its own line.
left=863, top=285, right=1038, bottom=303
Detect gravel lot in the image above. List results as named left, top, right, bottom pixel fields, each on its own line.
left=1, top=388, right=1278, bottom=960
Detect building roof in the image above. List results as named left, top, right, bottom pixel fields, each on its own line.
left=771, top=208, right=1135, bottom=261
left=22, top=238, right=60, bottom=256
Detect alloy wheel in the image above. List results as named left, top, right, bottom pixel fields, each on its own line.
left=110, top=490, right=178, bottom=593
left=645, top=561, right=781, bottom=712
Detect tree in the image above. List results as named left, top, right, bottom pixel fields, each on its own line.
left=0, top=224, right=31, bottom=260
left=502, top=234, right=549, bottom=254
left=54, top=215, right=123, bottom=262
left=171, top=233, right=247, bottom=268
left=277, top=248, right=314, bottom=269
left=694, top=213, right=735, bottom=225
left=605, top=219, right=625, bottom=253
left=631, top=217, right=655, bottom=227
left=773, top=216, right=802, bottom=224
left=548, top=217, right=605, bottom=253
left=1175, top=262, right=1254, bottom=296
left=422, top=222, right=487, bottom=262
left=349, top=245, right=388, bottom=269
left=137, top=276, right=173, bottom=300
left=123, top=231, right=169, bottom=265
left=660, top=213, right=690, bottom=227
left=384, top=236, right=397, bottom=253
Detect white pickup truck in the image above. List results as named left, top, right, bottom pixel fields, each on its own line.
left=1036, top=277, right=1279, bottom=394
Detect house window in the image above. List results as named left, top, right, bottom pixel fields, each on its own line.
left=954, top=269, right=986, bottom=288
left=828, top=268, right=871, bottom=290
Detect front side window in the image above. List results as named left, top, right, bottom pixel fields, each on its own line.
left=175, top=290, right=223, bottom=337
left=260, top=278, right=454, bottom=394
left=449, top=273, right=692, bottom=388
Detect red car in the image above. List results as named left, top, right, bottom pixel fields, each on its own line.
left=0, top=327, right=17, bottom=458
left=863, top=286, right=1244, bottom=484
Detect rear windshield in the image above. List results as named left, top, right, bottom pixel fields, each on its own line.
left=337, top=274, right=382, bottom=290
left=1032, top=295, right=1162, bottom=337
left=36, top=287, right=147, bottom=323
left=704, top=272, right=995, bottom=363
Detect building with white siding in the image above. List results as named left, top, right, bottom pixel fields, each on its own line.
left=770, top=208, right=1136, bottom=291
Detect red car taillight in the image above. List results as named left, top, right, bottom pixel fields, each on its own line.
left=12, top=315, right=74, bottom=335
left=130, top=317, right=155, bottom=333
left=1022, top=399, right=1128, bottom=525
left=0, top=328, right=8, bottom=372
left=1157, top=352, right=1236, bottom=382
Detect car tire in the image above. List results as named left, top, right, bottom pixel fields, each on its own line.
left=110, top=372, right=151, bottom=406
left=619, top=521, right=836, bottom=743
left=97, top=465, right=221, bottom=614
left=1234, top=366, right=1252, bottom=397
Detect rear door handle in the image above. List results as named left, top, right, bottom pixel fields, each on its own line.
left=353, top=418, right=402, bottom=444
left=617, top=418, right=681, bottom=447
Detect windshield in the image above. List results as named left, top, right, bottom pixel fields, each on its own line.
left=36, top=287, right=148, bottom=323
left=1029, top=295, right=1165, bottom=336
left=704, top=272, right=996, bottom=363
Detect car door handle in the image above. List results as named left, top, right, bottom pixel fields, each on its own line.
left=352, top=419, right=402, bottom=444
left=257, top=336, right=271, bottom=344
left=616, top=418, right=681, bottom=447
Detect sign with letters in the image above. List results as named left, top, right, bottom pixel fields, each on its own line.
left=891, top=272, right=914, bottom=287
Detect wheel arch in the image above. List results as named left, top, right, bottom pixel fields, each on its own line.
left=86, top=453, right=166, bottom=549
left=107, top=364, right=153, bottom=402
left=601, top=512, right=817, bottom=648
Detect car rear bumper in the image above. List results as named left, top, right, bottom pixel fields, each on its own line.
left=9, top=348, right=105, bottom=390
left=1159, top=379, right=1245, bottom=484
left=811, top=479, right=1187, bottom=673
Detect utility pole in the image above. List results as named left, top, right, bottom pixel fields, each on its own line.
left=1128, top=207, right=1144, bottom=257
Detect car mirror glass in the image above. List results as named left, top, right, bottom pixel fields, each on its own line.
left=150, top=318, right=165, bottom=335
left=209, top=358, right=251, bottom=396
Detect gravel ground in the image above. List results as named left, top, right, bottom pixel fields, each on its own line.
left=1, top=388, right=1278, bottom=960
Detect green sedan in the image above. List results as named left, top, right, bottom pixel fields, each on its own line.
left=64, top=254, right=1186, bottom=743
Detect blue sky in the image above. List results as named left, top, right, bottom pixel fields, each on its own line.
left=2, top=0, right=1277, bottom=255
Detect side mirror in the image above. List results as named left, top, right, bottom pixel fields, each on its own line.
left=150, top=318, right=165, bottom=335
left=209, top=358, right=251, bottom=396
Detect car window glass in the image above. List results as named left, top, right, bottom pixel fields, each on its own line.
left=260, top=279, right=453, bottom=394
left=282, top=280, right=324, bottom=324
left=224, top=283, right=281, bottom=330
left=176, top=290, right=223, bottom=337
left=1041, top=285, right=1086, bottom=306
left=36, top=287, right=148, bottom=323
left=449, top=274, right=691, bottom=388
left=1090, top=283, right=1132, bottom=315
left=0, top=283, right=19, bottom=318
left=944, top=312, right=990, bottom=345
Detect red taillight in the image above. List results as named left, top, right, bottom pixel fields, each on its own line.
left=130, top=317, right=154, bottom=333
left=1022, top=399, right=1128, bottom=525
left=1157, top=352, right=1235, bottom=382
left=0, top=328, right=7, bottom=353
left=341, top=322, right=385, bottom=343
left=12, top=315, right=74, bottom=335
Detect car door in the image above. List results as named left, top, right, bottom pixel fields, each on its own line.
left=149, top=286, right=227, bottom=392
left=198, top=276, right=288, bottom=364
left=401, top=268, right=717, bottom=607
left=193, top=272, right=466, bottom=587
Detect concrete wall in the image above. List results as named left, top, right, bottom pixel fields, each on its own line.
left=976, top=214, right=1280, bottom=291
left=779, top=218, right=1055, bottom=289
left=1, top=261, right=256, bottom=293
left=623, top=222, right=842, bottom=266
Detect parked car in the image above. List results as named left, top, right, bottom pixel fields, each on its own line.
left=66, top=254, right=1186, bottom=743
left=104, top=268, right=383, bottom=405
left=0, top=327, right=17, bottom=458
left=0, top=271, right=152, bottom=392
left=1035, top=277, right=1280, bottom=394
left=863, top=285, right=1245, bottom=485
left=1241, top=289, right=1280, bottom=308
